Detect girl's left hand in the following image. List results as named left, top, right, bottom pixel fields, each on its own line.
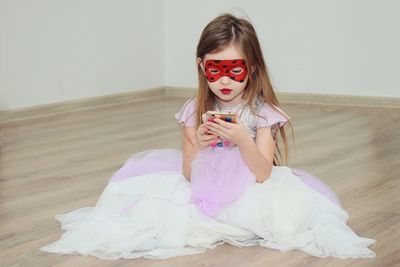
left=205, top=116, right=251, bottom=146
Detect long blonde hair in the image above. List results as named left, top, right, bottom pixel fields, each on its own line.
left=195, top=13, right=293, bottom=165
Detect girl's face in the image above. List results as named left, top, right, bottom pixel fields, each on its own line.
left=199, top=44, right=249, bottom=106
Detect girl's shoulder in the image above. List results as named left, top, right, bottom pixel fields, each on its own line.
left=255, top=99, right=290, bottom=128
left=175, top=98, right=197, bottom=127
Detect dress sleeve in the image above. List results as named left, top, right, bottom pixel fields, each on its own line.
left=174, top=98, right=196, bottom=127
left=256, top=102, right=290, bottom=129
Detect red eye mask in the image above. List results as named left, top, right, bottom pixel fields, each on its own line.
left=204, top=59, right=248, bottom=83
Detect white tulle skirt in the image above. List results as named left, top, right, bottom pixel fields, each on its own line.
left=40, top=149, right=375, bottom=260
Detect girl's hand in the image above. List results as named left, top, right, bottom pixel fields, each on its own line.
left=196, top=123, right=219, bottom=149
left=205, top=116, right=251, bottom=146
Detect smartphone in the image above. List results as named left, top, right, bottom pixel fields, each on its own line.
left=202, top=111, right=237, bottom=123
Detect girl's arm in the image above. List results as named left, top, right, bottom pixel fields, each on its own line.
left=237, top=126, right=276, bottom=183
left=182, top=127, right=198, bottom=180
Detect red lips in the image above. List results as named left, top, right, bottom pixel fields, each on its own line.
left=220, top=88, right=232, bottom=95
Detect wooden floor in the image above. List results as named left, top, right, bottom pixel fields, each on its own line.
left=1, top=95, right=399, bottom=267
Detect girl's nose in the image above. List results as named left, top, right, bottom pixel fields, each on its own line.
left=219, top=76, right=231, bottom=85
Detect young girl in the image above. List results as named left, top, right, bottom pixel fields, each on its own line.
left=41, top=13, right=375, bottom=260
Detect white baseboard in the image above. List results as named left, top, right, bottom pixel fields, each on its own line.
left=2, top=86, right=399, bottom=123
left=275, top=91, right=400, bottom=108
left=0, top=87, right=165, bottom=123
left=166, top=86, right=400, bottom=109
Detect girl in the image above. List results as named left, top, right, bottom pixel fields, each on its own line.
left=41, top=13, right=375, bottom=260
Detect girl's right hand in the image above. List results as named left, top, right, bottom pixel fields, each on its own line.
left=196, top=123, right=219, bottom=149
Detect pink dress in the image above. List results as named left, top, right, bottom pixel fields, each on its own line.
left=40, top=98, right=376, bottom=260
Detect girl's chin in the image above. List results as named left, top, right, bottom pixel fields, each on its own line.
left=216, top=94, right=244, bottom=105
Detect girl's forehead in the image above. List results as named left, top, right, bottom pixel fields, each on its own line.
left=204, top=44, right=245, bottom=61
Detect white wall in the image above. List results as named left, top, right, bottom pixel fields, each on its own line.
left=165, top=0, right=400, bottom=98
left=1, top=0, right=399, bottom=111
left=0, top=0, right=165, bottom=110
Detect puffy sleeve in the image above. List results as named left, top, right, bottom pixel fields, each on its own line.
left=256, top=102, right=290, bottom=128
left=174, top=98, right=196, bottom=127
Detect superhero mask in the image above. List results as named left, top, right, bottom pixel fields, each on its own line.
left=204, top=59, right=248, bottom=83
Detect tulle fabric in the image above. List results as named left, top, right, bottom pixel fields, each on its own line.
left=111, top=149, right=181, bottom=181
left=40, top=149, right=376, bottom=259
left=110, top=149, right=340, bottom=207
left=191, top=146, right=255, bottom=216
left=291, top=168, right=341, bottom=206
left=41, top=173, right=202, bottom=260
left=216, top=166, right=375, bottom=258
